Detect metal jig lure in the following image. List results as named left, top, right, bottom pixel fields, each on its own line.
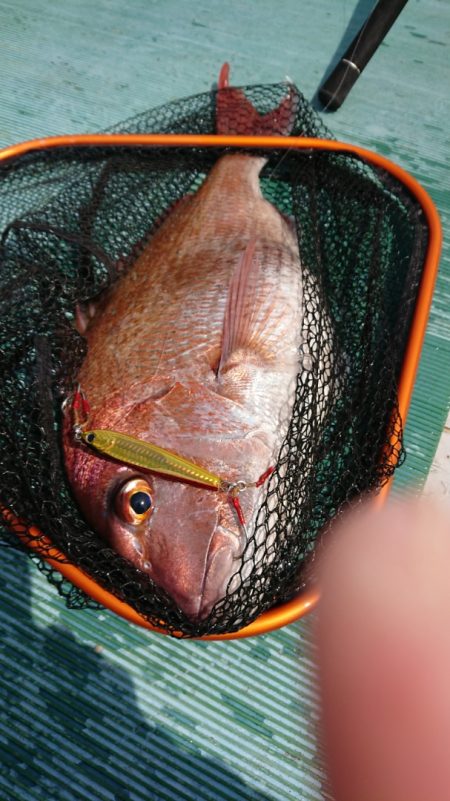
left=64, top=386, right=274, bottom=529
left=81, top=428, right=229, bottom=491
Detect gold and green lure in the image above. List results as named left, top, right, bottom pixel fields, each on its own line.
left=66, top=386, right=274, bottom=527
left=81, top=429, right=230, bottom=492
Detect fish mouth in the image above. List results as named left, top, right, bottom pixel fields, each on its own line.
left=174, top=523, right=246, bottom=622
left=197, top=523, right=247, bottom=620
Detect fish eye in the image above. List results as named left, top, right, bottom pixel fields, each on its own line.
left=115, top=478, right=153, bottom=525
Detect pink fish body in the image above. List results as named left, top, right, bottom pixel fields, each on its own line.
left=63, top=75, right=305, bottom=620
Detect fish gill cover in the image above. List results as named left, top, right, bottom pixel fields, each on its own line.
left=0, top=81, right=427, bottom=636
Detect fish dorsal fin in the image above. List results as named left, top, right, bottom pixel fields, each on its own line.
left=218, top=237, right=261, bottom=376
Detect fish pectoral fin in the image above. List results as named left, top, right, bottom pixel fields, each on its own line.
left=217, top=237, right=269, bottom=378
left=74, top=300, right=99, bottom=335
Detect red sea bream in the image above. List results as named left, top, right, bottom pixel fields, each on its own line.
left=63, top=72, right=308, bottom=620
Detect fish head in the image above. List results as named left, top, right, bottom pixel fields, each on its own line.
left=63, top=381, right=268, bottom=621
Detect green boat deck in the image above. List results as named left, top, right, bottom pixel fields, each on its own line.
left=0, top=2, right=449, bottom=799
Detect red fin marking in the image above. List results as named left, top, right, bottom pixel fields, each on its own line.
left=218, top=237, right=260, bottom=377
left=216, top=63, right=297, bottom=136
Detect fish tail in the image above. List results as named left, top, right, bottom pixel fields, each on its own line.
left=216, top=62, right=298, bottom=136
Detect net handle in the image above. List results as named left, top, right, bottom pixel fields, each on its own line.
left=0, top=134, right=442, bottom=639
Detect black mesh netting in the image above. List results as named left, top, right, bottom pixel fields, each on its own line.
left=0, top=82, right=428, bottom=636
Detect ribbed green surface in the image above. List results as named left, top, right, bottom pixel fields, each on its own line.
left=0, top=1, right=449, bottom=799
left=1, top=548, right=330, bottom=801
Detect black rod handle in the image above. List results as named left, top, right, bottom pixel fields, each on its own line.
left=319, top=0, right=409, bottom=110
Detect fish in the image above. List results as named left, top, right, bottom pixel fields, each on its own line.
left=62, top=66, right=308, bottom=621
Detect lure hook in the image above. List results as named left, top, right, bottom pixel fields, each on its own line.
left=62, top=384, right=91, bottom=440
left=224, top=469, right=275, bottom=533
